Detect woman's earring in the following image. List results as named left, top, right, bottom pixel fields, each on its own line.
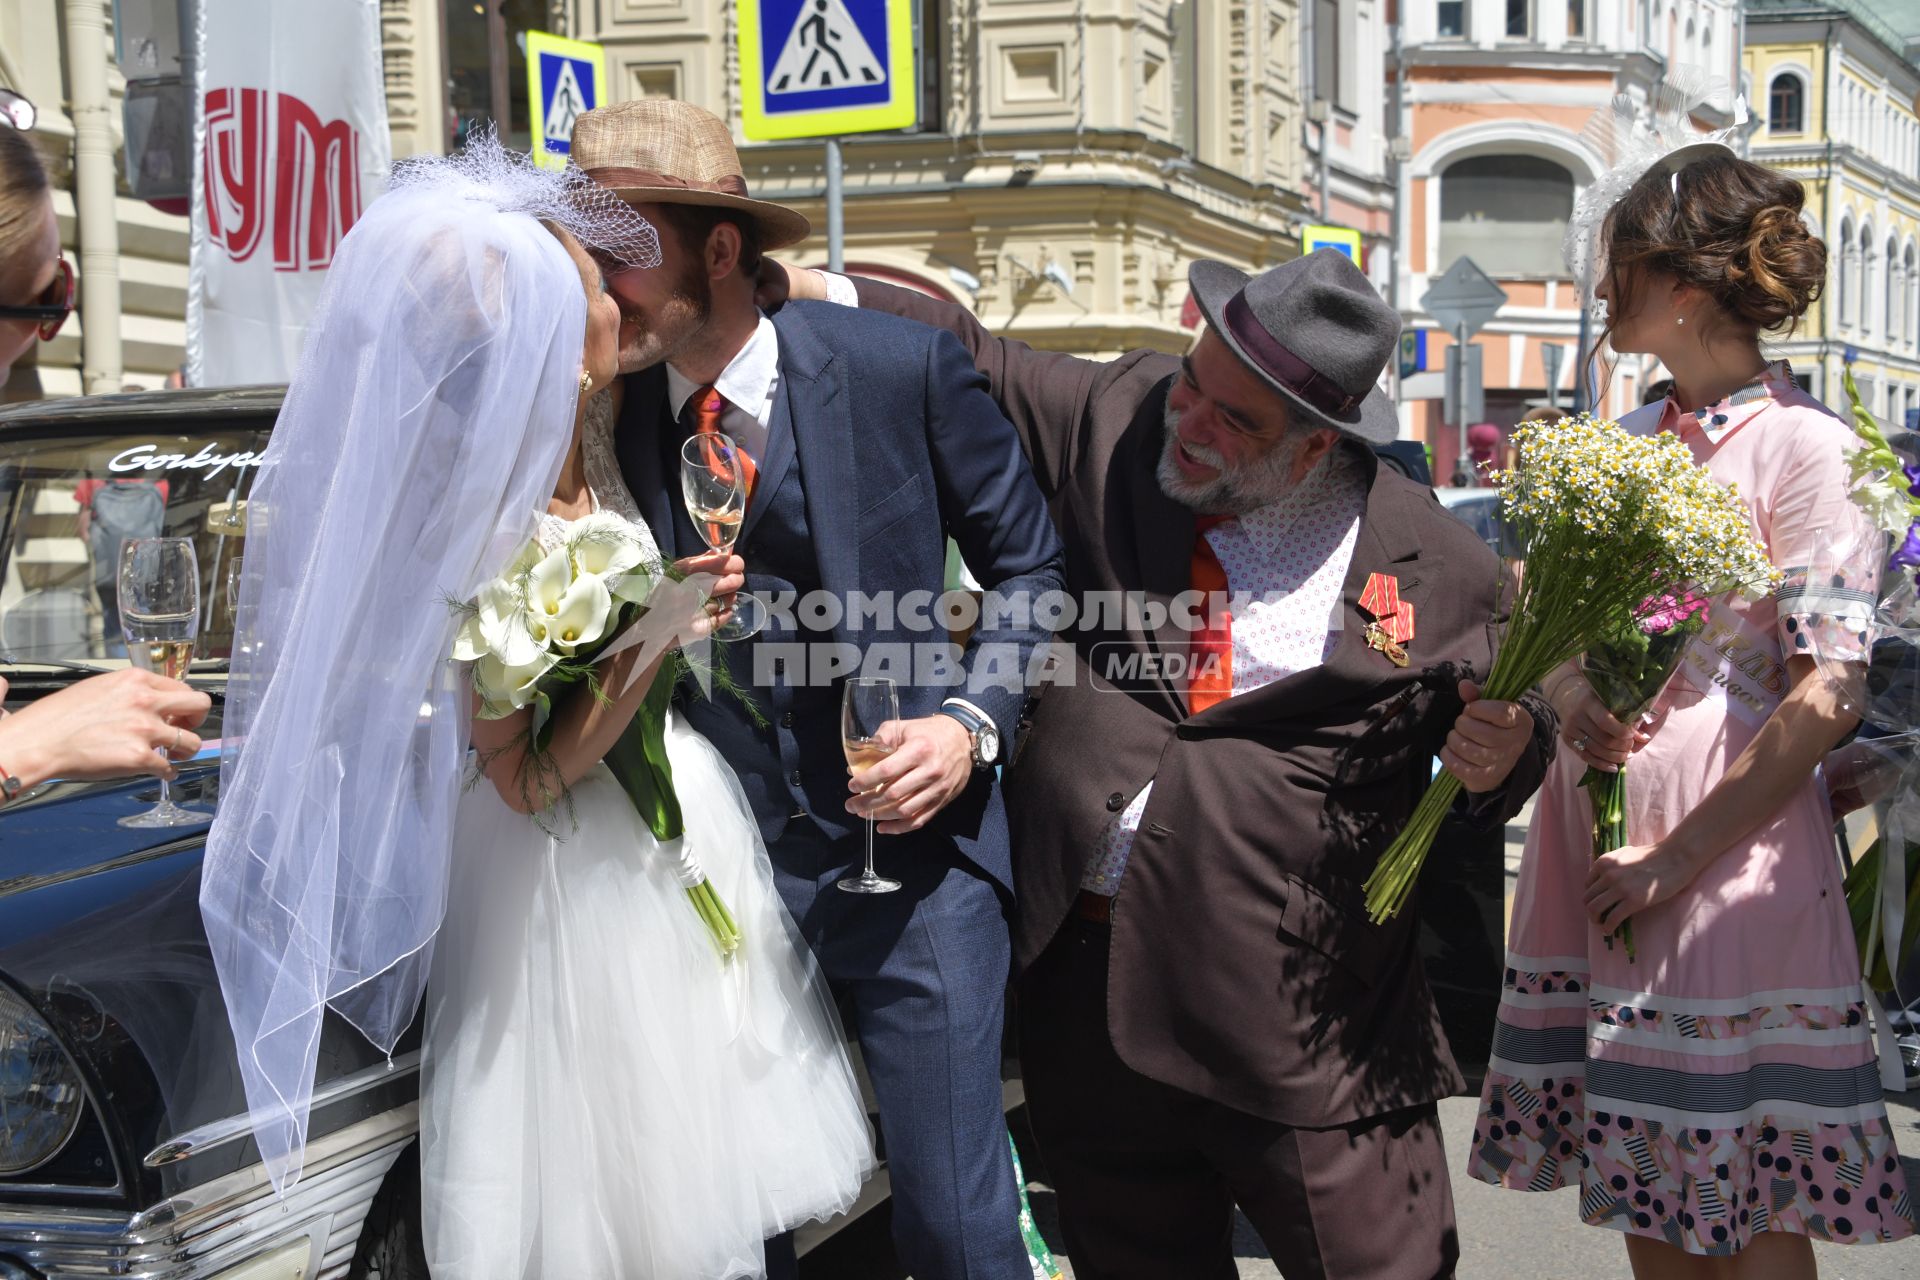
left=579, top=371, right=593, bottom=394
left=1676, top=316, right=1685, bottom=326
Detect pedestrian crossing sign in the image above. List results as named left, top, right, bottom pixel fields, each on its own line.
left=1302, top=224, right=1364, bottom=262
left=740, top=0, right=917, bottom=141
left=526, top=31, right=605, bottom=171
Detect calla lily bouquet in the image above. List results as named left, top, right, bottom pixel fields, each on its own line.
left=452, top=513, right=741, bottom=959
left=1830, top=363, right=1920, bottom=991
left=1839, top=363, right=1920, bottom=582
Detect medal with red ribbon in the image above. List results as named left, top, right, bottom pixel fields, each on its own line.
left=1359, top=572, right=1415, bottom=667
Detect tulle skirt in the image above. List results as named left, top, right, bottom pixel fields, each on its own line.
left=421, top=713, right=876, bottom=1279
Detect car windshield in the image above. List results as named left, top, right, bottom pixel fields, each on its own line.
left=0, top=427, right=266, bottom=671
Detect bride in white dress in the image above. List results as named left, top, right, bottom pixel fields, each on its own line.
left=422, top=229, right=874, bottom=1279
left=201, top=141, right=871, bottom=1280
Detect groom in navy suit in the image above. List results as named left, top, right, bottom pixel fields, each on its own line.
left=574, top=102, right=1063, bottom=1278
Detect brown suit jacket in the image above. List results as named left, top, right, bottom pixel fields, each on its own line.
left=850, top=277, right=1555, bottom=1128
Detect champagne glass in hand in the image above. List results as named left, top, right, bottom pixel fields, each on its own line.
left=679, top=432, right=766, bottom=640
left=117, top=536, right=208, bottom=827
left=840, top=677, right=901, bottom=895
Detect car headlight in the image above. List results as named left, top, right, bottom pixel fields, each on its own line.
left=0, top=984, right=85, bottom=1175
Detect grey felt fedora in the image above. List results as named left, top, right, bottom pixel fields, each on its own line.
left=1188, top=250, right=1402, bottom=445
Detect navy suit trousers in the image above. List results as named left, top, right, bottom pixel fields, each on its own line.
left=764, top=816, right=1028, bottom=1280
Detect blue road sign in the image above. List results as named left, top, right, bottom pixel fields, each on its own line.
left=740, top=0, right=916, bottom=140
left=526, top=32, right=604, bottom=169
left=1398, top=329, right=1427, bottom=379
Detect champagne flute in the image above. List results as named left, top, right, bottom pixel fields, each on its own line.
left=117, top=537, right=208, bottom=828
left=839, top=677, right=902, bottom=895
left=679, top=432, right=766, bottom=640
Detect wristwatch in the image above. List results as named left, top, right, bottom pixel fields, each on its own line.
left=937, top=701, right=1001, bottom=769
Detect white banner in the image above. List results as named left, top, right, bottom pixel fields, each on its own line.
left=185, top=0, right=391, bottom=386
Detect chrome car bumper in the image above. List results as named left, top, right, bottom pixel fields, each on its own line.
left=0, top=1106, right=415, bottom=1280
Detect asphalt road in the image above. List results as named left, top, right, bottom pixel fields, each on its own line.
left=804, top=1093, right=1920, bottom=1279
left=803, top=805, right=1920, bottom=1277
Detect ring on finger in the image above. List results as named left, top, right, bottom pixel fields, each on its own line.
left=1571, top=734, right=1590, bottom=751
left=171, top=727, right=183, bottom=754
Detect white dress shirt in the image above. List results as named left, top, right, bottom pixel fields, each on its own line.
left=1081, top=448, right=1369, bottom=895
left=666, top=312, right=780, bottom=462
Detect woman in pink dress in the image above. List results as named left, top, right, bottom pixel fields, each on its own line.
left=1468, top=153, right=1917, bottom=1276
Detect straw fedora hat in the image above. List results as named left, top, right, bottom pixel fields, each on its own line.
left=570, top=100, right=811, bottom=250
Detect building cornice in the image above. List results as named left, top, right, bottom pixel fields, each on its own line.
left=744, top=127, right=1312, bottom=230
left=1753, top=140, right=1920, bottom=206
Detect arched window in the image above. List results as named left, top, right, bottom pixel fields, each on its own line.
left=1906, top=242, right=1919, bottom=351
left=1888, top=234, right=1902, bottom=346
left=1838, top=216, right=1854, bottom=328
left=1439, top=154, right=1575, bottom=276
left=1860, top=223, right=1877, bottom=338
left=1768, top=73, right=1806, bottom=134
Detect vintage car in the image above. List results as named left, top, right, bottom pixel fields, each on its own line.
left=0, top=385, right=934, bottom=1280
left=0, top=386, right=433, bottom=1280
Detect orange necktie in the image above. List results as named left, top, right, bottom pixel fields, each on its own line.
left=684, top=383, right=757, bottom=501
left=1188, top=515, right=1234, bottom=713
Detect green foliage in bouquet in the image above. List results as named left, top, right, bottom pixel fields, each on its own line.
left=1576, top=591, right=1711, bottom=958
left=1363, top=415, right=1779, bottom=923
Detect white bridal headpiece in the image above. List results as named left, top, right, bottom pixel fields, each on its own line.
left=1563, top=68, right=1748, bottom=305
left=202, top=135, right=660, bottom=1193
left=389, top=129, right=664, bottom=270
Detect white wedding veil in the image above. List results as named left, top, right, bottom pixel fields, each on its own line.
left=201, top=137, right=661, bottom=1191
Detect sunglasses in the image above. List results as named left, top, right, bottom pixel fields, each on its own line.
left=0, top=258, right=74, bottom=341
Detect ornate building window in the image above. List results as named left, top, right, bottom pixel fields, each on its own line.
left=1567, top=0, right=1587, bottom=41
left=1439, top=154, right=1573, bottom=276
left=1838, top=216, right=1854, bottom=329
left=1860, top=223, right=1877, bottom=338
left=1887, top=234, right=1902, bottom=347
left=1768, top=73, right=1805, bottom=134
left=1907, top=242, right=1919, bottom=351
left=444, top=0, right=549, bottom=153
left=1506, top=0, right=1531, bottom=39
left=1438, top=0, right=1467, bottom=39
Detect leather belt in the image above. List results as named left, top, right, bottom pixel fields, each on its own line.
left=1072, top=890, right=1114, bottom=925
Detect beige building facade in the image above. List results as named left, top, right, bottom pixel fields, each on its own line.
left=4, top=1, right=1313, bottom=401
left=568, top=1, right=1313, bottom=359
left=1389, top=0, right=1745, bottom=474
left=1744, top=0, right=1920, bottom=426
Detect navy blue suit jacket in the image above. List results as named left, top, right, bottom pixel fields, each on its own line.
left=614, top=301, right=1065, bottom=892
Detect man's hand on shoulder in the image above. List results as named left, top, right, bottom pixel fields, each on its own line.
left=754, top=259, right=828, bottom=314
left=1441, top=679, right=1534, bottom=794
left=845, top=714, right=974, bottom=834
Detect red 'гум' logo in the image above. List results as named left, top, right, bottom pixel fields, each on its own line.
left=203, top=88, right=364, bottom=272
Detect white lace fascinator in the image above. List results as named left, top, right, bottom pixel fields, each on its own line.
left=1564, top=68, right=1748, bottom=307
left=201, top=137, right=659, bottom=1192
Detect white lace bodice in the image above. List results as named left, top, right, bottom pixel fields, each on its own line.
left=535, top=390, right=661, bottom=565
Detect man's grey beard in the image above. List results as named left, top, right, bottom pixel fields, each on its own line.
left=1155, top=402, right=1325, bottom=513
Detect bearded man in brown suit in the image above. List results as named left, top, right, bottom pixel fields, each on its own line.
left=773, top=249, right=1556, bottom=1279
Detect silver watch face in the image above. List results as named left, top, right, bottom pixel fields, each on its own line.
left=978, top=726, right=1000, bottom=764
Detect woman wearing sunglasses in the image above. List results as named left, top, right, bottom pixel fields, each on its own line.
left=0, top=98, right=209, bottom=804
left=0, top=119, right=71, bottom=384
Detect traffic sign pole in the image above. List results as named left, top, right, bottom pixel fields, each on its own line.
left=826, top=136, right=845, bottom=271
left=1541, top=341, right=1565, bottom=414
left=1574, top=306, right=1592, bottom=414
left=1455, top=323, right=1470, bottom=485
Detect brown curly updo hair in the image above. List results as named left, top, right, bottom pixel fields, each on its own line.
left=1602, top=152, right=1826, bottom=337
